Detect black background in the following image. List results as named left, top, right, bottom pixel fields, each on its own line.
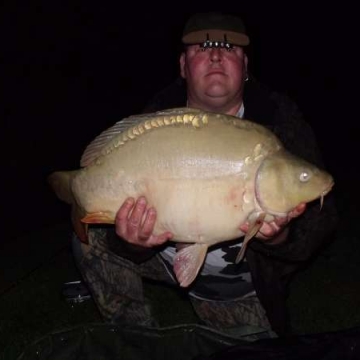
left=2, top=1, right=358, bottom=240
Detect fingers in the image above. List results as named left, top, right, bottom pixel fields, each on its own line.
left=289, top=202, right=306, bottom=219
left=115, top=197, right=135, bottom=237
left=139, top=208, right=157, bottom=240
left=239, top=221, right=277, bottom=240
left=240, top=203, right=307, bottom=242
left=258, top=221, right=280, bottom=238
left=127, top=197, right=148, bottom=234
left=115, top=196, right=149, bottom=243
left=273, top=216, right=288, bottom=228
left=273, top=203, right=306, bottom=228
left=115, top=196, right=171, bottom=248
left=147, top=231, right=173, bottom=247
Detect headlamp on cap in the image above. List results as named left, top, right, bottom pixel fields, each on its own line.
left=181, top=13, right=250, bottom=48
left=200, top=34, right=234, bottom=51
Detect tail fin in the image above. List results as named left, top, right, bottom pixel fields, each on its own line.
left=47, top=170, right=78, bottom=205
left=47, top=170, right=88, bottom=243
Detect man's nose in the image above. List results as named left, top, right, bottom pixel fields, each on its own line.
left=209, top=48, right=222, bottom=62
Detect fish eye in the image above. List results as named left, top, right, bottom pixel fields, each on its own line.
left=299, top=170, right=311, bottom=182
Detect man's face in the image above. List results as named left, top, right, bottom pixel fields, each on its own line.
left=180, top=44, right=248, bottom=110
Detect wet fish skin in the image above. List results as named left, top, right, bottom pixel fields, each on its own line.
left=48, top=108, right=334, bottom=287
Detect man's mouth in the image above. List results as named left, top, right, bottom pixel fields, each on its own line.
left=206, top=70, right=225, bottom=76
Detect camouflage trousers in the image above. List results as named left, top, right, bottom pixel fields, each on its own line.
left=72, top=228, right=273, bottom=337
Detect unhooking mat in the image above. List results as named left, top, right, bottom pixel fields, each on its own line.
left=17, top=323, right=360, bottom=360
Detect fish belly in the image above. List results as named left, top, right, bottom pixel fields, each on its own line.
left=150, top=177, right=251, bottom=245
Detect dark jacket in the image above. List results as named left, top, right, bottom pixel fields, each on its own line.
left=141, top=76, right=338, bottom=336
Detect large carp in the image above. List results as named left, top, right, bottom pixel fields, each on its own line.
left=49, top=108, right=334, bottom=287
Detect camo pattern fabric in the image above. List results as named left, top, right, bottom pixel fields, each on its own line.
left=72, top=228, right=175, bottom=327
left=190, top=295, right=271, bottom=332
left=73, top=228, right=272, bottom=338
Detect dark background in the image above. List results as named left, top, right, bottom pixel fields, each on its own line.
left=2, top=1, right=358, bottom=241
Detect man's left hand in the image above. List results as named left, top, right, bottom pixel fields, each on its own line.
left=239, top=203, right=306, bottom=245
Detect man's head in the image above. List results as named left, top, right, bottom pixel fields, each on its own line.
left=179, top=12, right=249, bottom=115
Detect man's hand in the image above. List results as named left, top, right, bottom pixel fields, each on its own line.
left=239, top=203, right=306, bottom=245
left=115, top=196, right=173, bottom=248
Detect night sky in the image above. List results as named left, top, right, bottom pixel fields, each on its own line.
left=2, top=1, right=358, bottom=240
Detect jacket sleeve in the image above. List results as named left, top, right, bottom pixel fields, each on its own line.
left=249, top=92, right=338, bottom=262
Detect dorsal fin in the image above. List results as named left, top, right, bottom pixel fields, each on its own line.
left=80, top=114, right=145, bottom=167
left=80, top=107, right=204, bottom=167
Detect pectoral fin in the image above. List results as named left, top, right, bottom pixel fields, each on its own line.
left=235, top=212, right=266, bottom=264
left=173, top=243, right=208, bottom=287
left=81, top=212, right=115, bottom=224
left=73, top=211, right=113, bottom=244
left=72, top=206, right=88, bottom=243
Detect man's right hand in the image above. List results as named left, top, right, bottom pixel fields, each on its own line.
left=115, top=196, right=173, bottom=248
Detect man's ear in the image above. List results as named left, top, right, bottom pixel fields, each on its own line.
left=179, top=52, right=186, bottom=79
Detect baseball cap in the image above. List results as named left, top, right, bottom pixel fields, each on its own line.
left=182, top=12, right=250, bottom=46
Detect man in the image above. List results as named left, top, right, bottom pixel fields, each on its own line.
left=72, top=12, right=337, bottom=338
